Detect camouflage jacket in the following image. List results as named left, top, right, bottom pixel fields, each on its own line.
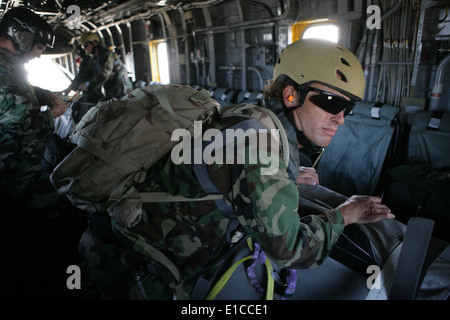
left=70, top=46, right=132, bottom=102
left=112, top=99, right=345, bottom=298
left=0, top=48, right=54, bottom=202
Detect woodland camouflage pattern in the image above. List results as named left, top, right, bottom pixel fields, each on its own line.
left=70, top=46, right=132, bottom=102
left=0, top=48, right=54, bottom=204
left=81, top=101, right=346, bottom=299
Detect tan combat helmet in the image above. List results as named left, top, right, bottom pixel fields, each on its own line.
left=273, top=38, right=365, bottom=101
left=80, top=32, right=100, bottom=44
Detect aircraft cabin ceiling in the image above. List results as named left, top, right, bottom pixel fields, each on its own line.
left=0, top=0, right=224, bottom=28
left=0, top=0, right=224, bottom=21
left=0, top=0, right=226, bottom=53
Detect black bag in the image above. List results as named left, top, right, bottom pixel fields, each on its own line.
left=41, top=133, right=74, bottom=173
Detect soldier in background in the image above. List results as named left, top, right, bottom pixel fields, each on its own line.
left=63, top=32, right=132, bottom=103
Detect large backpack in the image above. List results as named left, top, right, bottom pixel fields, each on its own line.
left=50, top=85, right=220, bottom=225
left=51, top=84, right=288, bottom=226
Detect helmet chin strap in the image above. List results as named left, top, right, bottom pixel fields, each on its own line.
left=283, top=91, right=322, bottom=153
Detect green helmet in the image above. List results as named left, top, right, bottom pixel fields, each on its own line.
left=80, top=32, right=100, bottom=44
left=273, top=38, right=365, bottom=100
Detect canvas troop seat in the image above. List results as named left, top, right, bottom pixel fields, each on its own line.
left=385, top=111, right=450, bottom=221
left=408, top=111, right=450, bottom=169
left=212, top=87, right=238, bottom=106
left=316, top=101, right=400, bottom=197
left=236, top=90, right=264, bottom=104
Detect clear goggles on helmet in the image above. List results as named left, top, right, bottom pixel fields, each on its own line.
left=304, top=86, right=356, bottom=116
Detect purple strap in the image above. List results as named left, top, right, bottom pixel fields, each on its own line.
left=246, top=242, right=297, bottom=299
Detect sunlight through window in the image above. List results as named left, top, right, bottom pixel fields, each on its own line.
left=25, top=55, right=72, bottom=92
left=157, top=42, right=170, bottom=84
left=303, top=24, right=339, bottom=43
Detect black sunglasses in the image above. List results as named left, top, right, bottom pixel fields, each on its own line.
left=304, top=86, right=355, bottom=116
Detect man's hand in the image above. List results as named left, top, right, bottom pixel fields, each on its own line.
left=50, top=101, right=69, bottom=118
left=77, top=82, right=89, bottom=91
left=297, top=166, right=319, bottom=186
left=337, top=195, right=395, bottom=225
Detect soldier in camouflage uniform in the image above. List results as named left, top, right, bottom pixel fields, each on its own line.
left=78, top=39, right=394, bottom=299
left=0, top=7, right=76, bottom=299
left=64, top=32, right=132, bottom=104
left=0, top=7, right=68, bottom=208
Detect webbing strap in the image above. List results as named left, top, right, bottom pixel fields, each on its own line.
left=140, top=192, right=223, bottom=203
left=246, top=239, right=297, bottom=300
left=365, top=217, right=435, bottom=300
left=77, top=135, right=141, bottom=174
left=130, top=88, right=153, bottom=107
left=389, top=217, right=434, bottom=300
left=246, top=239, right=275, bottom=300
left=205, top=256, right=252, bottom=300
left=113, top=220, right=182, bottom=283
left=147, top=84, right=193, bottom=128
left=365, top=243, right=402, bottom=300
left=192, top=118, right=269, bottom=221
left=230, top=104, right=290, bottom=168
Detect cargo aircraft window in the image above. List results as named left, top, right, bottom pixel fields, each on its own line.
left=149, top=40, right=170, bottom=84
left=303, top=24, right=338, bottom=43
left=291, top=19, right=338, bottom=43
left=25, top=55, right=72, bottom=92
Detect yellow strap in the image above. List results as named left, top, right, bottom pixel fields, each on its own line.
left=246, top=237, right=254, bottom=251
left=205, top=237, right=275, bottom=300
left=264, top=259, right=274, bottom=300
left=205, top=255, right=252, bottom=300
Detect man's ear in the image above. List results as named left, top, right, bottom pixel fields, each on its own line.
left=283, top=85, right=297, bottom=109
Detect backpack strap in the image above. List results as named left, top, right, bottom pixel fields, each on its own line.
left=146, top=84, right=200, bottom=128
left=221, top=103, right=290, bottom=168
left=139, top=192, right=223, bottom=202
left=129, top=88, right=153, bottom=107
left=193, top=118, right=269, bottom=213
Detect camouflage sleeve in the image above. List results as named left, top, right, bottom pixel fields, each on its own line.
left=89, top=51, right=115, bottom=92
left=0, top=84, right=54, bottom=188
left=33, top=86, right=57, bottom=106
left=69, top=58, right=94, bottom=90
left=207, top=131, right=345, bottom=270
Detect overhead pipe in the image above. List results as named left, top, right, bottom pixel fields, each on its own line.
left=366, top=0, right=404, bottom=102
left=194, top=0, right=293, bottom=35
left=429, top=54, right=450, bottom=111
left=218, top=65, right=267, bottom=91
left=366, top=29, right=379, bottom=102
